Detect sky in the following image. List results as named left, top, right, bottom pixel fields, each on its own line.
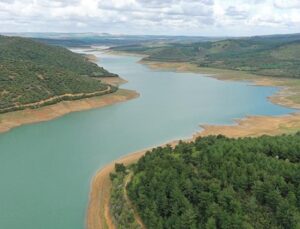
left=0, top=0, right=300, bottom=36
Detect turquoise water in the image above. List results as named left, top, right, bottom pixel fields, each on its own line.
left=0, top=50, right=295, bottom=229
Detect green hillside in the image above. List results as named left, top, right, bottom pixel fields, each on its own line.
left=112, top=134, right=300, bottom=229
left=112, top=35, right=300, bottom=78
left=0, top=35, right=118, bottom=113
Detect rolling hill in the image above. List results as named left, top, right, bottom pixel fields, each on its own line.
left=0, top=35, right=118, bottom=113
left=111, top=34, right=300, bottom=79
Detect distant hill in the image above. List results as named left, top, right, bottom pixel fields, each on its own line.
left=0, top=35, right=117, bottom=113
left=1, top=33, right=225, bottom=47
left=111, top=33, right=300, bottom=78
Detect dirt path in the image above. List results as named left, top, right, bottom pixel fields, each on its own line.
left=0, top=89, right=139, bottom=134
left=87, top=150, right=150, bottom=229
left=87, top=141, right=180, bottom=229
left=124, top=173, right=146, bottom=229
left=0, top=85, right=112, bottom=113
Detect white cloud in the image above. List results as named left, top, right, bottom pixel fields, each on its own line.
left=0, top=0, right=299, bottom=36
left=274, top=0, right=300, bottom=9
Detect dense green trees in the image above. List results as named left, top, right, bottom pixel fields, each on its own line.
left=127, top=134, right=300, bottom=229
left=0, top=35, right=117, bottom=112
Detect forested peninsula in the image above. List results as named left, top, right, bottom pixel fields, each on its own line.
left=0, top=36, right=139, bottom=133
left=0, top=35, right=118, bottom=113
left=110, top=134, right=300, bottom=229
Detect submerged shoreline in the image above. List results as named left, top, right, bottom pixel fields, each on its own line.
left=87, top=53, right=300, bottom=229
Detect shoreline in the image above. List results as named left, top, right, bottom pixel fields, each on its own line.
left=87, top=54, right=300, bottom=229
left=107, top=50, right=300, bottom=110
left=87, top=112, right=300, bottom=229
left=87, top=141, right=180, bottom=229
left=85, top=54, right=98, bottom=62
left=0, top=88, right=139, bottom=134
left=0, top=48, right=137, bottom=134
left=0, top=85, right=113, bottom=114
left=198, top=113, right=300, bottom=138
left=141, top=60, right=300, bottom=110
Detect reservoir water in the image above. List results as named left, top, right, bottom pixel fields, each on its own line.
left=0, top=50, right=295, bottom=228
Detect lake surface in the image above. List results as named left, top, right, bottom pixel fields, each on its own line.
left=0, top=50, right=295, bottom=229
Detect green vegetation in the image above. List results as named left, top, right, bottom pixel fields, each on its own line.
left=110, top=163, right=142, bottom=229
left=0, top=35, right=118, bottom=113
left=112, top=35, right=300, bottom=79
left=124, top=134, right=300, bottom=228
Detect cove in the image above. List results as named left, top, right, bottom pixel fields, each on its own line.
left=0, top=50, right=295, bottom=229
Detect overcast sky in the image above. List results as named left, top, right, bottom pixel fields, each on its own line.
left=1, top=0, right=300, bottom=36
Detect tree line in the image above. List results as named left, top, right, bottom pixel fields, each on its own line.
left=126, top=133, right=300, bottom=229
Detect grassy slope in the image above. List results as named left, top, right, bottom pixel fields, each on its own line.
left=0, top=35, right=117, bottom=112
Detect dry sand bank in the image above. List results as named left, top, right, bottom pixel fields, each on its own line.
left=100, top=77, right=128, bottom=87
left=198, top=114, right=300, bottom=138
left=0, top=89, right=138, bottom=134
left=85, top=54, right=98, bottom=62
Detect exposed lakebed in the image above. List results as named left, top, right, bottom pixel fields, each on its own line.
left=0, top=49, right=295, bottom=229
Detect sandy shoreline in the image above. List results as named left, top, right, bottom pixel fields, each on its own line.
left=108, top=50, right=300, bottom=110
left=198, top=114, right=300, bottom=137
left=0, top=43, right=137, bottom=134
left=0, top=88, right=139, bottom=134
left=85, top=54, right=98, bottom=62
left=87, top=113, right=300, bottom=229
left=87, top=151, right=147, bottom=229
left=141, top=60, right=300, bottom=110
left=87, top=56, right=300, bottom=229
left=87, top=141, right=180, bottom=229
